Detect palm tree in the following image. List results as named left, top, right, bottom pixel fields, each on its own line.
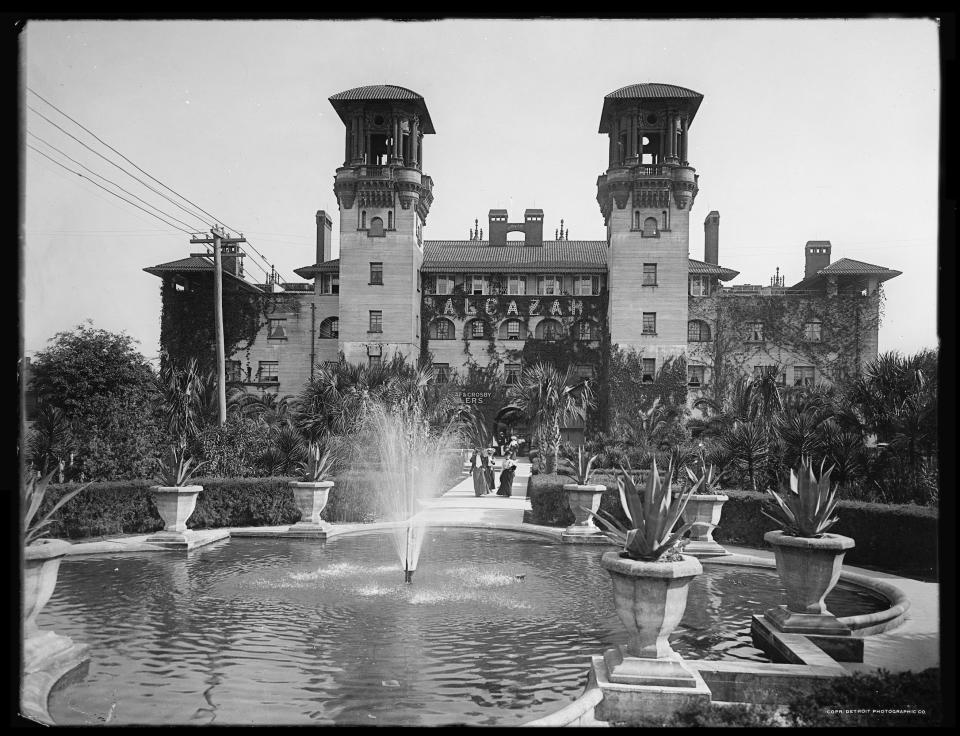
left=506, top=362, right=595, bottom=474
left=27, top=404, right=75, bottom=479
left=157, top=357, right=214, bottom=440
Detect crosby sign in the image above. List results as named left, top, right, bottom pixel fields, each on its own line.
left=459, top=390, right=493, bottom=405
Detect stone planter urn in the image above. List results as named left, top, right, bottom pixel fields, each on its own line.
left=149, top=485, right=202, bottom=532
left=561, top=484, right=608, bottom=543
left=23, top=539, right=72, bottom=641
left=763, top=530, right=856, bottom=635
left=600, top=550, right=703, bottom=659
left=682, top=494, right=730, bottom=557
left=288, top=481, right=334, bottom=537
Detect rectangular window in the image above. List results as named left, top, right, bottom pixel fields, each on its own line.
left=435, top=274, right=454, bottom=295
left=643, top=263, right=658, bottom=286
left=747, top=322, right=764, bottom=342
left=320, top=273, right=340, bottom=294
left=370, top=262, right=383, bottom=285
left=804, top=321, right=822, bottom=342
left=267, top=318, right=287, bottom=339
left=754, top=365, right=786, bottom=385
left=471, top=320, right=485, bottom=338
left=433, top=363, right=451, bottom=384
left=258, top=361, right=279, bottom=383
left=575, top=364, right=594, bottom=379
left=369, top=355, right=381, bottom=368
left=537, top=274, right=560, bottom=296
left=573, top=274, right=598, bottom=296
left=687, top=365, right=706, bottom=386
left=641, top=358, right=656, bottom=383
left=689, top=275, right=709, bottom=297
left=471, top=274, right=487, bottom=295
left=642, top=312, right=657, bottom=335
left=578, top=321, right=594, bottom=341
left=369, top=310, right=383, bottom=332
left=794, top=366, right=815, bottom=387
left=226, top=360, right=242, bottom=383
left=505, top=363, right=522, bottom=385
left=507, top=274, right=526, bottom=295
left=507, top=320, right=520, bottom=339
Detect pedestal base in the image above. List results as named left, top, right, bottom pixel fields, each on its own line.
left=561, top=528, right=610, bottom=545
left=764, top=605, right=852, bottom=635
left=682, top=540, right=730, bottom=557
left=592, top=646, right=711, bottom=723
left=752, top=613, right=863, bottom=663
left=21, top=633, right=90, bottom=724
left=144, top=528, right=230, bottom=551
left=283, top=521, right=332, bottom=539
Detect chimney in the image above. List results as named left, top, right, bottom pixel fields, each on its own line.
left=804, top=241, right=832, bottom=278
left=524, top=209, right=543, bottom=246
left=488, top=209, right=508, bottom=245
left=704, top=210, right=720, bottom=265
left=316, top=210, right=333, bottom=263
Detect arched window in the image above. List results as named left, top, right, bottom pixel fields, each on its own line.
left=498, top=319, right=527, bottom=340
left=318, top=316, right=339, bottom=339
left=574, top=320, right=600, bottom=341
left=536, top=318, right=563, bottom=341
left=642, top=217, right=658, bottom=237
left=429, top=318, right=455, bottom=340
left=464, top=318, right=489, bottom=339
left=387, top=211, right=393, bottom=229
left=687, top=320, right=711, bottom=342
left=361, top=210, right=366, bottom=229
left=369, top=217, right=385, bottom=237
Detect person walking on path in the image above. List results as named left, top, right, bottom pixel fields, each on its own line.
left=496, top=451, right=517, bottom=497
left=482, top=447, right=496, bottom=493
left=470, top=448, right=487, bottom=497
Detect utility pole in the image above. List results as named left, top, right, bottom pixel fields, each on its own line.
left=190, top=225, right=246, bottom=426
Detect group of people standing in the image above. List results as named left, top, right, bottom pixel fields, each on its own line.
left=469, top=441, right=519, bottom=498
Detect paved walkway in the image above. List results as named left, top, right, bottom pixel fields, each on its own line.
left=414, top=457, right=533, bottom=526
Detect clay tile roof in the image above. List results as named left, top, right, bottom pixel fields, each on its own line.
left=421, top=241, right=608, bottom=273
left=599, top=83, right=704, bottom=132
left=294, top=259, right=341, bottom=278
left=687, top=258, right=740, bottom=280
left=328, top=85, right=435, bottom=133
left=817, top=258, right=902, bottom=277
left=143, top=257, right=263, bottom=291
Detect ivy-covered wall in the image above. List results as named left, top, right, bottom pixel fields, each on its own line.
left=159, top=275, right=302, bottom=373
left=687, top=290, right=882, bottom=408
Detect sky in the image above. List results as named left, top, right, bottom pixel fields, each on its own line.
left=21, top=18, right=941, bottom=361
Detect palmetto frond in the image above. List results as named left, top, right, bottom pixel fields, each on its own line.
left=762, top=456, right=840, bottom=536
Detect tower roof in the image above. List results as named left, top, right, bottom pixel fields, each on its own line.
left=329, top=85, right=435, bottom=133
left=599, top=83, right=703, bottom=132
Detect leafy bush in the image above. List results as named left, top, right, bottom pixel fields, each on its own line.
left=196, top=418, right=271, bottom=477
left=613, top=668, right=941, bottom=727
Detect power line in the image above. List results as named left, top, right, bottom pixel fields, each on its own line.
left=28, top=132, right=208, bottom=233
left=28, top=87, right=229, bottom=231
left=27, top=145, right=198, bottom=235
left=27, top=105, right=214, bottom=228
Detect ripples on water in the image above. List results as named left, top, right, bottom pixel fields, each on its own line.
left=40, top=529, right=886, bottom=726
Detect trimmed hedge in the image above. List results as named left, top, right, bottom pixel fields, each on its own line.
left=35, top=451, right=465, bottom=541
left=526, top=476, right=938, bottom=579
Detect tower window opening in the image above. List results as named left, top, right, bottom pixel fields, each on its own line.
left=633, top=211, right=641, bottom=230
left=360, top=210, right=366, bottom=229
left=662, top=210, right=668, bottom=230
left=642, top=217, right=658, bottom=237
left=387, top=211, right=393, bottom=229
left=369, top=133, right=390, bottom=166
left=368, top=217, right=385, bottom=237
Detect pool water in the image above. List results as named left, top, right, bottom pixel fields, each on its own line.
left=40, top=529, right=886, bottom=726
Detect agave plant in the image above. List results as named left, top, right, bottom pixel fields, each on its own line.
left=685, top=451, right=722, bottom=495
left=558, top=446, right=599, bottom=485
left=585, top=458, right=703, bottom=561
left=300, top=442, right=337, bottom=483
left=23, top=468, right=89, bottom=546
left=156, top=442, right=207, bottom=487
left=762, top=457, right=839, bottom=537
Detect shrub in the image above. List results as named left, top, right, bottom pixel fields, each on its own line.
left=613, top=700, right=783, bottom=727
left=196, top=418, right=271, bottom=477
left=786, top=668, right=941, bottom=727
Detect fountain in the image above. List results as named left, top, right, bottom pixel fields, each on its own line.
left=354, top=402, right=465, bottom=584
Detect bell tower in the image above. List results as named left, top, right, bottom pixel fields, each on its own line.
left=329, top=85, right=436, bottom=365
left=596, top=83, right=703, bottom=368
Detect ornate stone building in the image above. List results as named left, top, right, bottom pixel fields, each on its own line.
left=145, top=83, right=900, bottom=415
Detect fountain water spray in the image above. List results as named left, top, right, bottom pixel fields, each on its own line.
left=357, top=401, right=464, bottom=584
